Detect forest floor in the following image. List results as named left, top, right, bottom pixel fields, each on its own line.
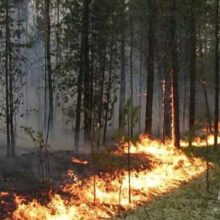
left=0, top=148, right=152, bottom=219
left=1, top=145, right=220, bottom=219
left=114, top=146, right=220, bottom=220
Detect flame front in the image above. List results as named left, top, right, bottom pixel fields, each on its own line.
left=72, top=157, right=88, bottom=165
left=12, top=136, right=209, bottom=220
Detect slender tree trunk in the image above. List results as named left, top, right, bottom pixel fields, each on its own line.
left=139, top=26, right=143, bottom=133
left=157, top=67, right=163, bottom=137
left=44, top=49, right=48, bottom=131
left=145, top=0, right=156, bottom=137
left=127, top=140, right=131, bottom=204
left=199, top=34, right=212, bottom=133
left=90, top=27, right=94, bottom=140
left=5, top=0, right=11, bottom=157
left=182, top=70, right=187, bottom=132
left=127, top=116, right=131, bottom=204
left=164, top=59, right=172, bottom=139
left=162, top=79, right=166, bottom=143
left=98, top=43, right=107, bottom=127
left=9, top=50, right=15, bottom=157
left=83, top=0, right=91, bottom=144
left=91, top=142, right=96, bottom=202
left=103, top=36, right=114, bottom=145
left=45, top=0, right=53, bottom=132
left=74, top=71, right=83, bottom=151
left=54, top=0, right=60, bottom=126
left=202, top=81, right=212, bottom=133
left=103, top=70, right=112, bottom=145
left=97, top=44, right=106, bottom=145
left=74, top=0, right=91, bottom=150
left=24, top=0, right=29, bottom=125
left=16, top=3, right=21, bottom=140
left=205, top=129, right=209, bottom=191
left=182, top=27, right=190, bottom=133
left=170, top=0, right=180, bottom=148
left=130, top=15, right=134, bottom=139
left=119, top=0, right=126, bottom=131
left=214, top=0, right=219, bottom=150
left=189, top=0, right=196, bottom=147
left=44, top=0, right=52, bottom=174
left=56, top=0, right=60, bottom=65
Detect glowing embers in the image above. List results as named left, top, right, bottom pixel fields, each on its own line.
left=12, top=136, right=207, bottom=220
left=0, top=192, right=9, bottom=197
left=72, top=157, right=88, bottom=165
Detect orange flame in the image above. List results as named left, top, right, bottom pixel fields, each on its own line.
left=181, top=134, right=220, bottom=147
left=11, top=135, right=210, bottom=220
left=0, top=192, right=9, bottom=197
left=72, top=157, right=88, bottom=165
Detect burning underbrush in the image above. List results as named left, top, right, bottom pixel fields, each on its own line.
left=1, top=136, right=211, bottom=220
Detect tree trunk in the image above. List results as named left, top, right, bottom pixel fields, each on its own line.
left=162, top=79, right=166, bottom=143
left=119, top=0, right=126, bottom=131
left=214, top=0, right=219, bottom=150
left=5, top=0, right=11, bottom=157
left=182, top=69, right=187, bottom=132
left=54, top=0, right=60, bottom=127
left=83, top=0, right=91, bottom=144
left=130, top=15, right=134, bottom=139
left=199, top=31, right=212, bottom=133
left=103, top=18, right=115, bottom=144
left=145, top=0, right=156, bottom=137
left=164, top=70, right=172, bottom=139
left=56, top=0, right=60, bottom=65
left=103, top=48, right=113, bottom=144
left=170, top=0, right=180, bottom=148
left=97, top=44, right=106, bottom=145
left=139, top=25, right=143, bottom=133
left=74, top=71, right=83, bottom=151
left=45, top=0, right=53, bottom=133
left=74, top=0, right=91, bottom=149
left=189, top=0, right=196, bottom=147
left=9, top=49, right=15, bottom=157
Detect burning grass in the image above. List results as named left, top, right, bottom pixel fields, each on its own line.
left=72, top=157, right=88, bottom=165
left=115, top=146, right=220, bottom=220
left=1, top=135, right=214, bottom=220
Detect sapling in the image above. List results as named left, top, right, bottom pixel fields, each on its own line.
left=22, top=126, right=51, bottom=185
left=114, top=98, right=139, bottom=204
left=91, top=122, right=101, bottom=202
left=205, top=124, right=210, bottom=191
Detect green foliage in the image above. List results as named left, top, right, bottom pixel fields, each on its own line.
left=113, top=98, right=139, bottom=144
left=21, top=126, right=51, bottom=184
left=55, top=0, right=121, bottom=128
left=92, top=123, right=102, bottom=148
left=124, top=98, right=139, bottom=127
left=113, top=129, right=128, bottom=145
left=183, top=122, right=204, bottom=142
left=21, top=126, right=50, bottom=151
left=0, top=0, right=26, bottom=141
left=183, top=110, right=213, bottom=144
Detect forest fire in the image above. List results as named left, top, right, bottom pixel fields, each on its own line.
left=72, top=157, right=88, bottom=165
left=9, top=136, right=209, bottom=220
left=1, top=0, right=220, bottom=219
left=0, top=192, right=9, bottom=197
left=181, top=135, right=217, bottom=147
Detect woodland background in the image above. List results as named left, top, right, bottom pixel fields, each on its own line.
left=0, top=0, right=219, bottom=156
